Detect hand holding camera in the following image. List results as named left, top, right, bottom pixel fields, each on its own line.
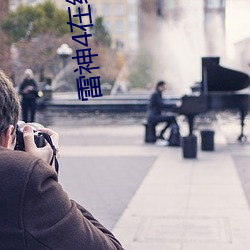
left=15, top=122, right=59, bottom=171
left=15, top=122, right=46, bottom=151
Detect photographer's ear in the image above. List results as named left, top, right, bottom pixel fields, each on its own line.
left=2, top=125, right=15, bottom=149
left=23, top=125, right=36, bottom=151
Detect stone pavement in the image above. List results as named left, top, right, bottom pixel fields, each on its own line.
left=111, top=118, right=250, bottom=250
left=45, top=112, right=250, bottom=250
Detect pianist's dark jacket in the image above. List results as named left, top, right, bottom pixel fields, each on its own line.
left=147, top=89, right=169, bottom=120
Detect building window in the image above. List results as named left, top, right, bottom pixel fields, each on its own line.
left=103, top=20, right=112, bottom=32
left=90, top=4, right=96, bottom=19
left=128, top=3, right=137, bottom=17
left=115, top=20, right=124, bottom=33
left=205, top=0, right=225, bottom=9
left=102, top=3, right=111, bottom=16
left=129, top=20, right=137, bottom=32
left=115, top=3, right=124, bottom=16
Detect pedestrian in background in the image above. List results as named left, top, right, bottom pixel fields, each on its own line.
left=19, top=69, right=39, bottom=122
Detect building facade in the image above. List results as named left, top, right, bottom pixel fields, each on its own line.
left=68, top=0, right=139, bottom=52
left=10, top=0, right=138, bottom=52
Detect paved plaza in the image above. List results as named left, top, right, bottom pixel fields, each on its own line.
left=37, top=110, right=250, bottom=250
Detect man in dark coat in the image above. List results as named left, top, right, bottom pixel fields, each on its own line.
left=0, top=70, right=124, bottom=250
left=147, top=80, right=178, bottom=140
left=19, top=69, right=39, bottom=123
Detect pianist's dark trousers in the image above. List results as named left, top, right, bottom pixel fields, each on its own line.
left=147, top=115, right=177, bottom=139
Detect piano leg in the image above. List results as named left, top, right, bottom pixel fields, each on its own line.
left=187, top=115, right=195, bottom=135
left=238, top=109, right=247, bottom=142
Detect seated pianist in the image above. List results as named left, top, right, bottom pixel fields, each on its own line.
left=146, top=80, right=179, bottom=140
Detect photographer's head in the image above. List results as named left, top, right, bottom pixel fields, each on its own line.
left=0, top=71, right=20, bottom=149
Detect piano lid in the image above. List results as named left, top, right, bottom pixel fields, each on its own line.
left=201, top=57, right=250, bottom=92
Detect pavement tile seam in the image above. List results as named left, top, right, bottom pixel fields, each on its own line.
left=60, top=145, right=165, bottom=157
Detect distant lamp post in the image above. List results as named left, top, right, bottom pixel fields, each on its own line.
left=26, top=21, right=33, bottom=41
left=57, top=43, right=73, bottom=87
left=56, top=43, right=73, bottom=68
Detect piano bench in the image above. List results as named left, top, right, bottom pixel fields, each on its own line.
left=142, top=120, right=156, bottom=143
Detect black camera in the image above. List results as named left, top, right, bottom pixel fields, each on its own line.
left=14, top=122, right=46, bottom=151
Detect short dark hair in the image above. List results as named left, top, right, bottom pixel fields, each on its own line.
left=156, top=80, right=166, bottom=90
left=0, top=71, right=20, bottom=143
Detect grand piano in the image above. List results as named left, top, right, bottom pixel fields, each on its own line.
left=175, top=57, right=250, bottom=141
